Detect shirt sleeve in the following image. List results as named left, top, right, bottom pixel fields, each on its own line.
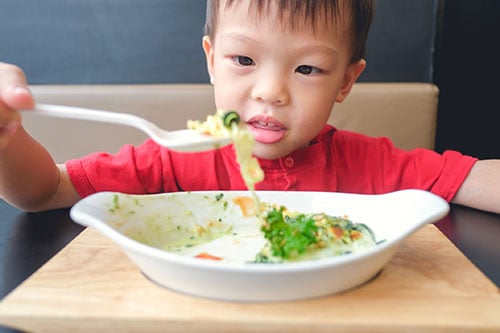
left=65, top=139, right=243, bottom=198
left=333, top=130, right=478, bottom=202
left=405, top=149, right=478, bottom=202
left=65, top=140, right=168, bottom=198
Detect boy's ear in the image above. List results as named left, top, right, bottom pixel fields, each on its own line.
left=335, top=59, right=366, bottom=103
left=202, top=36, right=215, bottom=84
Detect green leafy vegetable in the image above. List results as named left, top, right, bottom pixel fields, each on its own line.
left=257, top=206, right=379, bottom=263
left=260, top=207, right=318, bottom=259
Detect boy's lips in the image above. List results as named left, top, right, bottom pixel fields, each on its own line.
left=246, top=116, right=287, bottom=144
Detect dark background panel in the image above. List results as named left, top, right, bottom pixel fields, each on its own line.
left=0, top=0, right=209, bottom=84
left=363, top=0, right=438, bottom=82
left=0, top=0, right=436, bottom=84
left=433, top=0, right=500, bottom=158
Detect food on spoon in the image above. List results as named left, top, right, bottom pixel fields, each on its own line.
left=222, top=111, right=241, bottom=128
left=187, top=110, right=264, bottom=192
left=187, top=110, right=240, bottom=139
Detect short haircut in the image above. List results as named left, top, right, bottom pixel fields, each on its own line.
left=205, top=0, right=374, bottom=63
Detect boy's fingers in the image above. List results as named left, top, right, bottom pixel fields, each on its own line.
left=6, top=86, right=35, bottom=110
left=0, top=62, right=30, bottom=143
left=0, top=62, right=35, bottom=110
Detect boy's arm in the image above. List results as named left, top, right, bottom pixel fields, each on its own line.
left=452, top=160, right=500, bottom=214
left=0, top=62, right=80, bottom=211
left=0, top=125, right=80, bottom=211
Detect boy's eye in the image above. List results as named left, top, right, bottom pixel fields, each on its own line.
left=233, top=56, right=254, bottom=66
left=295, top=65, right=321, bottom=75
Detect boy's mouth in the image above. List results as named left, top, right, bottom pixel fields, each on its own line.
left=246, top=116, right=287, bottom=144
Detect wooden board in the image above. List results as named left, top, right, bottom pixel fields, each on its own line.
left=0, top=225, right=499, bottom=333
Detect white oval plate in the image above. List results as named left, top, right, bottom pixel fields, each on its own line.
left=70, top=189, right=449, bottom=302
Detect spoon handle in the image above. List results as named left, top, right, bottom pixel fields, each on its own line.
left=30, top=103, right=155, bottom=129
left=25, top=103, right=169, bottom=144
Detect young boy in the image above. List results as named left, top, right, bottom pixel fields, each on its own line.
left=0, top=0, right=499, bottom=213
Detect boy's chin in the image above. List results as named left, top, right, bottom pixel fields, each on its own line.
left=252, top=143, right=294, bottom=160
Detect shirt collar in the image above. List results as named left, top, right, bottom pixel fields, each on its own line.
left=257, top=125, right=335, bottom=171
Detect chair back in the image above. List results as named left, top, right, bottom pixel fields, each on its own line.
left=26, top=83, right=438, bottom=163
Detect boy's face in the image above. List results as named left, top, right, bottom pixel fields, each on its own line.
left=203, top=1, right=366, bottom=159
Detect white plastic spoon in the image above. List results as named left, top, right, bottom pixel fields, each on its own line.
left=23, top=103, right=232, bottom=152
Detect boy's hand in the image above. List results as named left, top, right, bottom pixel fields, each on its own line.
left=0, top=61, right=79, bottom=211
left=0, top=61, right=35, bottom=149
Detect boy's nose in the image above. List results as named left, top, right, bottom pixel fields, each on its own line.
left=251, top=73, right=290, bottom=106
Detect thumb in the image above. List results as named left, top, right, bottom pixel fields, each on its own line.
left=3, top=86, right=35, bottom=110
left=0, top=63, right=35, bottom=110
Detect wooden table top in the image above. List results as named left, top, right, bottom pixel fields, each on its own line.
left=0, top=224, right=499, bottom=333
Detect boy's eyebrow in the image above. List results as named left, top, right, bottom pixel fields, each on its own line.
left=221, top=33, right=259, bottom=46
left=294, top=45, right=340, bottom=58
left=221, top=33, right=340, bottom=57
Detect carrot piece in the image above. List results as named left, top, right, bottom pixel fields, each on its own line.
left=350, top=230, right=362, bottom=240
left=233, top=196, right=256, bottom=217
left=194, top=252, right=222, bottom=260
left=331, top=226, right=344, bottom=239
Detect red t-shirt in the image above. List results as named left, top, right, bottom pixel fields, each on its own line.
left=66, top=125, right=477, bottom=202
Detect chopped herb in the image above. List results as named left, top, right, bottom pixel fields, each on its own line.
left=112, top=194, right=120, bottom=210
left=253, top=253, right=273, bottom=263
left=215, top=193, right=224, bottom=201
